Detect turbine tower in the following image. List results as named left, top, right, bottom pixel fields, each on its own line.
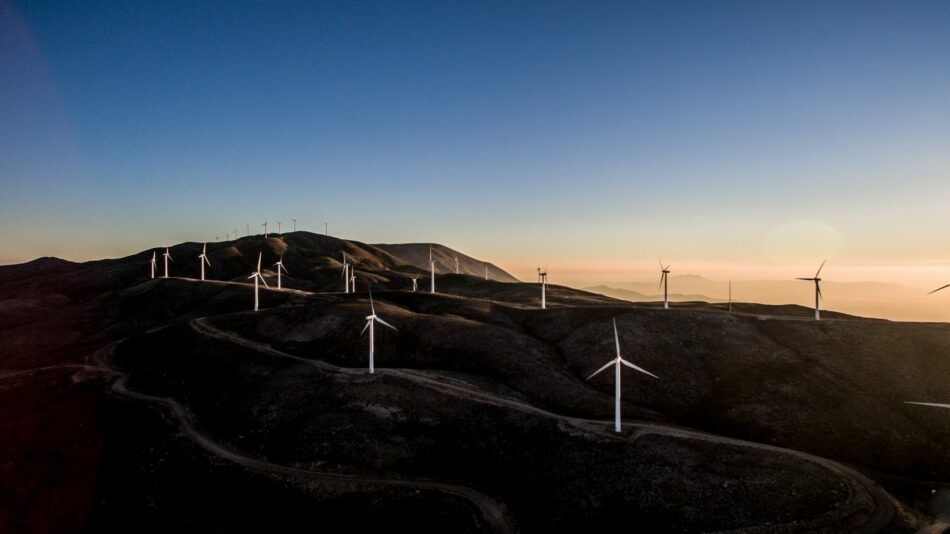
left=198, top=243, right=211, bottom=281
left=246, top=224, right=250, bottom=236
left=342, top=253, right=350, bottom=293
left=276, top=220, right=282, bottom=234
left=149, top=251, right=157, bottom=279
left=163, top=248, right=172, bottom=278
left=484, top=264, right=488, bottom=281
left=292, top=218, right=297, bottom=232
left=586, top=319, right=658, bottom=433
left=728, top=280, right=733, bottom=312
left=262, top=220, right=268, bottom=238
left=538, top=266, right=548, bottom=309
left=233, top=228, right=239, bottom=240
left=796, top=260, right=826, bottom=320
left=273, top=255, right=288, bottom=290
left=429, top=245, right=436, bottom=294
left=455, top=257, right=459, bottom=274
left=411, top=276, right=418, bottom=292
left=248, top=252, right=269, bottom=311
left=659, top=260, right=671, bottom=309
left=361, top=287, right=397, bottom=374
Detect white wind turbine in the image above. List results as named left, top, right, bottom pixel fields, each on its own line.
left=411, top=276, right=418, bottom=292
left=361, top=287, right=396, bottom=373
left=587, top=319, right=658, bottom=433
left=149, top=251, right=157, bottom=279
left=292, top=218, right=297, bottom=232
left=455, top=257, right=459, bottom=274
left=163, top=248, right=173, bottom=278
left=273, top=255, right=288, bottom=290
left=658, top=260, right=671, bottom=309
left=796, top=260, right=826, bottom=320
left=198, top=243, right=211, bottom=281
left=429, top=245, right=436, bottom=294
left=262, top=220, right=268, bottom=238
left=276, top=220, right=282, bottom=234
left=248, top=252, right=269, bottom=311
left=246, top=224, right=250, bottom=236
left=484, top=264, right=488, bottom=281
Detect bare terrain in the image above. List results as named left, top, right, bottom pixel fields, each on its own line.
left=2, top=232, right=949, bottom=532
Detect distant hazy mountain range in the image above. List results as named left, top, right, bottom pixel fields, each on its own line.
left=585, top=274, right=950, bottom=323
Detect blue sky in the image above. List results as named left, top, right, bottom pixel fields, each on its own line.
left=2, top=1, right=950, bottom=285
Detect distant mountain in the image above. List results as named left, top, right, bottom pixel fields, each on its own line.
left=584, top=284, right=719, bottom=303
left=373, top=243, right=518, bottom=283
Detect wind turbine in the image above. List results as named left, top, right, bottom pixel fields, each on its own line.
left=262, top=220, right=268, bottom=238
left=149, top=251, right=157, bottom=279
left=350, top=272, right=356, bottom=292
left=276, top=220, right=282, bottom=234
left=163, top=248, right=172, bottom=278
left=658, top=260, right=671, bottom=309
left=429, top=245, right=436, bottom=294
left=233, top=228, right=239, bottom=240
left=248, top=252, right=269, bottom=311
left=929, top=284, right=950, bottom=295
left=292, top=218, right=297, bottom=232
left=455, top=257, right=459, bottom=274
left=198, top=243, right=211, bottom=281
left=587, top=319, right=658, bottom=433
left=273, top=255, right=288, bottom=290
left=484, top=264, right=488, bottom=281
left=538, top=266, right=548, bottom=309
left=411, top=276, right=418, bottom=292
left=796, top=260, right=826, bottom=320
left=246, top=224, right=250, bottom=236
left=361, top=286, right=397, bottom=374
left=325, top=222, right=328, bottom=236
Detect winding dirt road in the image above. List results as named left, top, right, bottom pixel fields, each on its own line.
left=191, top=316, right=899, bottom=533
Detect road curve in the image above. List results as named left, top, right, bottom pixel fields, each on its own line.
left=89, top=340, right=516, bottom=534
left=191, top=316, right=899, bottom=533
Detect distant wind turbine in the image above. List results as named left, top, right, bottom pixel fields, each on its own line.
left=361, top=286, right=397, bottom=374
left=484, top=264, right=488, bottom=281
left=262, top=220, right=268, bottom=238
left=273, top=255, right=288, bottom=290
left=198, top=243, right=211, bottom=281
left=163, top=248, right=172, bottom=278
left=325, top=222, right=328, bottom=236
left=728, top=280, right=732, bottom=313
left=248, top=252, right=269, bottom=311
left=411, top=276, right=418, bottom=292
left=149, top=251, right=157, bottom=279
left=233, top=228, right=239, bottom=239
left=455, top=257, right=459, bottom=274
left=659, top=260, right=671, bottom=309
left=587, top=319, right=658, bottom=433
left=292, top=218, right=297, bottom=232
left=796, top=260, right=826, bottom=320
left=246, top=224, right=250, bottom=236
left=276, top=220, right=282, bottom=234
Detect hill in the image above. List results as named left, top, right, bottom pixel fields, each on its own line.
left=2, top=232, right=948, bottom=532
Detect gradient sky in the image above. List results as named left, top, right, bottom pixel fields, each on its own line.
left=2, top=0, right=950, bottom=287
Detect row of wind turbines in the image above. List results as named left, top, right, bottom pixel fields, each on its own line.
left=212, top=218, right=339, bottom=241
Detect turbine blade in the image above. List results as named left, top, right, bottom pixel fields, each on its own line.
left=260, top=275, right=270, bottom=289
left=816, top=282, right=823, bottom=300
left=928, top=284, right=950, bottom=295
left=205, top=256, right=211, bottom=266
left=586, top=359, right=616, bottom=381
left=905, top=401, right=950, bottom=409
left=815, top=259, right=826, bottom=278
left=257, top=253, right=262, bottom=271
left=248, top=273, right=256, bottom=279
left=361, top=321, right=371, bottom=335
left=796, top=278, right=814, bottom=281
left=659, top=273, right=664, bottom=290
left=369, top=287, right=375, bottom=315
left=282, top=264, right=289, bottom=274
left=376, top=316, right=397, bottom=330
left=619, top=358, right=659, bottom=379
left=612, top=318, right=621, bottom=358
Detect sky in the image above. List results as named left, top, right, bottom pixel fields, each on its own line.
left=2, top=0, right=950, bottom=292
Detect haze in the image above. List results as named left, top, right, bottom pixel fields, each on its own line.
left=2, top=1, right=949, bottom=321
